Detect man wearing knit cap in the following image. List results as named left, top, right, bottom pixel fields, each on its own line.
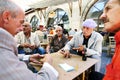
left=61, top=19, right=103, bottom=72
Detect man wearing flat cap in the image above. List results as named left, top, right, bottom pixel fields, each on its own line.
left=61, top=19, right=103, bottom=72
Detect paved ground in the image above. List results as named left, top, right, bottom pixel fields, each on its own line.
left=100, top=46, right=113, bottom=74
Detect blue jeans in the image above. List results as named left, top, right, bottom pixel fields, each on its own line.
left=18, top=47, right=46, bottom=55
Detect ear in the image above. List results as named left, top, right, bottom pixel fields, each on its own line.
left=2, top=11, right=11, bottom=24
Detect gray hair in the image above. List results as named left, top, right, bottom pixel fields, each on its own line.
left=0, top=0, right=20, bottom=18
left=55, top=25, right=63, bottom=31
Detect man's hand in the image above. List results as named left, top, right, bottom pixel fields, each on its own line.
left=30, top=45, right=36, bottom=50
left=42, top=54, right=53, bottom=65
left=59, top=50, right=71, bottom=58
left=29, top=54, right=44, bottom=64
left=72, top=45, right=84, bottom=52
left=21, top=43, right=31, bottom=48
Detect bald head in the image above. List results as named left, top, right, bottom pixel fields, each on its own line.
left=22, top=22, right=31, bottom=27
left=22, top=22, right=32, bottom=34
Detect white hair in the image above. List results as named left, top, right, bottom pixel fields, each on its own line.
left=0, top=0, right=21, bottom=17
left=55, top=25, right=63, bottom=31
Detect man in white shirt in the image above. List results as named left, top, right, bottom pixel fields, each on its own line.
left=15, top=22, right=46, bottom=55
left=0, top=0, right=58, bottom=80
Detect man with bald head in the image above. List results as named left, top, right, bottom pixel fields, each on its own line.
left=15, top=22, right=46, bottom=55
left=0, top=0, right=58, bottom=80
left=46, top=25, right=68, bottom=53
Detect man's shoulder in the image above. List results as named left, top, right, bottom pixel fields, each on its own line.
left=93, top=31, right=103, bottom=39
left=35, top=31, right=44, bottom=35
left=0, top=28, right=17, bottom=53
left=16, top=31, right=24, bottom=36
left=74, top=30, right=82, bottom=36
left=93, top=31, right=102, bottom=36
left=0, top=28, right=14, bottom=40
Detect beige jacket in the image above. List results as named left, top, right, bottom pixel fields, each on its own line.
left=0, top=28, right=58, bottom=80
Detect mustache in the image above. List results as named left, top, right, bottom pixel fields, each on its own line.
left=102, top=18, right=109, bottom=23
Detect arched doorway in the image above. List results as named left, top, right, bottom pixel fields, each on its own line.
left=85, top=0, right=107, bottom=32
left=47, top=8, right=69, bottom=29
left=30, top=15, right=39, bottom=32
left=85, top=0, right=112, bottom=46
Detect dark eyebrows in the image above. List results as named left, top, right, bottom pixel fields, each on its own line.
left=104, top=4, right=111, bottom=11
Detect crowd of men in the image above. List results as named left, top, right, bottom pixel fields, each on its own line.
left=0, top=0, right=120, bottom=80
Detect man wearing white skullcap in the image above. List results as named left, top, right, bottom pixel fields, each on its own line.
left=61, top=19, right=103, bottom=72
left=82, top=19, right=97, bottom=28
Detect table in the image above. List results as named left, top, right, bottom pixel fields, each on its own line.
left=31, top=52, right=98, bottom=80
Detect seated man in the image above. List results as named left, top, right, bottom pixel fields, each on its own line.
left=15, top=22, right=46, bottom=55
left=46, top=26, right=68, bottom=53
left=61, top=19, right=103, bottom=72
left=0, top=0, right=58, bottom=79
left=34, top=25, right=44, bottom=43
